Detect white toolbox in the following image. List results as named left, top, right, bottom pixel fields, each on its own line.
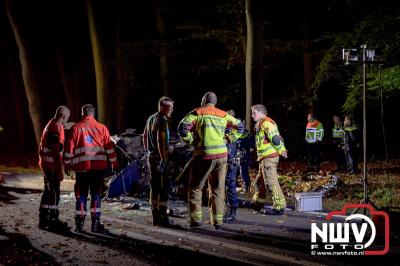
left=295, top=192, right=323, bottom=212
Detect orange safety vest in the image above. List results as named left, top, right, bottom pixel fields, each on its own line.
left=64, top=116, right=118, bottom=171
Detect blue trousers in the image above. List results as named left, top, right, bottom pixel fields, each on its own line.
left=225, top=159, right=239, bottom=209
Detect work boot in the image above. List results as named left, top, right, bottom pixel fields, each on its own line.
left=263, top=208, right=284, bottom=216
left=250, top=201, right=264, bottom=212
left=75, top=216, right=85, bottom=233
left=223, top=207, right=237, bottom=223
left=49, top=218, right=69, bottom=231
left=213, top=224, right=223, bottom=231
left=152, top=208, right=160, bottom=226
left=158, top=206, right=170, bottom=227
left=91, top=217, right=106, bottom=233
left=48, top=210, right=68, bottom=231
left=189, top=221, right=202, bottom=229
left=39, top=210, right=51, bottom=230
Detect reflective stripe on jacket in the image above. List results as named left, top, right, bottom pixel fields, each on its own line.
left=64, top=116, right=118, bottom=171
left=306, top=120, right=324, bottom=143
left=39, top=119, right=64, bottom=171
left=178, top=104, right=244, bottom=160
left=332, top=124, right=345, bottom=139
left=255, top=117, right=286, bottom=161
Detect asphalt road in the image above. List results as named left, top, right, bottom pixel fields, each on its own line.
left=0, top=173, right=399, bottom=265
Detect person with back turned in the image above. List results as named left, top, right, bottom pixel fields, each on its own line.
left=178, top=92, right=244, bottom=230
left=38, top=106, right=70, bottom=230
left=64, top=104, right=118, bottom=233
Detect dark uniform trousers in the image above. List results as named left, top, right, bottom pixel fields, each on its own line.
left=74, top=170, right=105, bottom=222
left=39, top=169, right=61, bottom=221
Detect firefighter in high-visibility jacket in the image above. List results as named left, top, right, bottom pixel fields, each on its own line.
left=38, top=106, right=70, bottom=230
left=251, top=104, right=287, bottom=215
left=178, top=92, right=244, bottom=230
left=305, top=113, right=324, bottom=171
left=332, top=115, right=346, bottom=172
left=64, top=104, right=118, bottom=233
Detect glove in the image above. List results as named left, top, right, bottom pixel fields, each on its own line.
left=280, top=150, right=288, bottom=159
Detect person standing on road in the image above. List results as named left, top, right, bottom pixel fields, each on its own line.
left=38, top=106, right=70, bottom=230
left=251, top=104, right=287, bottom=215
left=178, top=92, right=244, bottom=230
left=305, top=113, right=324, bottom=171
left=223, top=109, right=241, bottom=223
left=64, top=104, right=118, bottom=233
left=143, top=96, right=174, bottom=227
left=332, top=115, right=346, bottom=172
left=343, top=115, right=359, bottom=175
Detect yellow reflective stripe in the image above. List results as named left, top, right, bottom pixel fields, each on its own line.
left=90, top=208, right=101, bottom=213
left=191, top=211, right=202, bottom=218
left=197, top=144, right=227, bottom=151
left=109, top=157, right=117, bottom=163
left=75, top=210, right=87, bottom=215
left=64, top=152, right=73, bottom=158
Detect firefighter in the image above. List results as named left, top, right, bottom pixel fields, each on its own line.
left=38, top=106, right=70, bottom=230
left=143, top=96, right=174, bottom=227
left=332, top=115, right=346, bottom=172
left=251, top=104, right=287, bottom=215
left=178, top=92, right=244, bottom=230
left=64, top=104, right=118, bottom=233
left=343, top=115, right=359, bottom=175
left=305, top=113, right=324, bottom=171
left=223, top=109, right=240, bottom=222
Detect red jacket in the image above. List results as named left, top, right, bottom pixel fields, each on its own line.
left=64, top=116, right=118, bottom=171
left=39, top=119, right=64, bottom=172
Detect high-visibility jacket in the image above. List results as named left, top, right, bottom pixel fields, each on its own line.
left=305, top=120, right=324, bottom=144
left=332, top=124, right=345, bottom=139
left=178, top=104, right=244, bottom=160
left=64, top=116, right=118, bottom=171
left=39, top=119, right=64, bottom=171
left=255, top=117, right=286, bottom=161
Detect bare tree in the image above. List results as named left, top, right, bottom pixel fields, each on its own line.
left=155, top=0, right=169, bottom=96
left=6, top=0, right=42, bottom=147
left=302, top=15, right=313, bottom=110
left=86, top=0, right=107, bottom=123
left=245, top=0, right=263, bottom=129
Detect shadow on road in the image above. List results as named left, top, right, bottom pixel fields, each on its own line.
left=0, top=225, right=60, bottom=265
left=0, top=185, right=42, bottom=204
left=41, top=226, right=248, bottom=265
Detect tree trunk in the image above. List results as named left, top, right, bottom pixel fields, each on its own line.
left=245, top=0, right=254, bottom=130
left=6, top=0, right=42, bottom=147
left=302, top=18, right=313, bottom=110
left=115, top=11, right=125, bottom=132
left=155, top=0, right=169, bottom=96
left=253, top=0, right=263, bottom=105
left=9, top=60, right=26, bottom=147
left=86, top=0, right=107, bottom=123
left=55, top=42, right=80, bottom=121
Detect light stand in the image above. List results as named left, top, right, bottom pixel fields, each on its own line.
left=342, top=45, right=382, bottom=213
